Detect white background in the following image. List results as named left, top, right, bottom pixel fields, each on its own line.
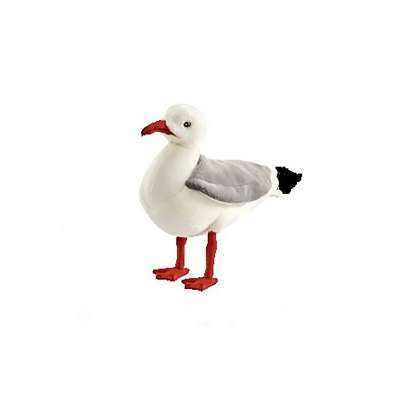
left=0, top=0, right=399, bottom=399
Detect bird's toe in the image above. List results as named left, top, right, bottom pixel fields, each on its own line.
left=153, top=267, right=189, bottom=281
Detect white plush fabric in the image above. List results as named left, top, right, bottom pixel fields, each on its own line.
left=140, top=105, right=279, bottom=237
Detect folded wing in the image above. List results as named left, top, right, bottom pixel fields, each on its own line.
left=185, top=155, right=275, bottom=204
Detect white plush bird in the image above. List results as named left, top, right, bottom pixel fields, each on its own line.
left=140, top=104, right=302, bottom=291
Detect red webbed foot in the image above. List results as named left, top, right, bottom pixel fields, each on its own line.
left=153, top=267, right=189, bottom=281
left=182, top=277, right=218, bottom=291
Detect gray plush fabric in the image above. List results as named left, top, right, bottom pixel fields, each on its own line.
left=185, top=155, right=274, bottom=204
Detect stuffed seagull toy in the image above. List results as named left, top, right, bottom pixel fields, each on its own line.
left=140, top=104, right=302, bottom=291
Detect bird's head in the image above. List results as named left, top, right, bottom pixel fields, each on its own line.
left=141, top=104, right=206, bottom=148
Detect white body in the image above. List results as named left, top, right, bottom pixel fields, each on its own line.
left=140, top=143, right=277, bottom=237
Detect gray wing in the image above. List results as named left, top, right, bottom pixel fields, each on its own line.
left=185, top=155, right=275, bottom=204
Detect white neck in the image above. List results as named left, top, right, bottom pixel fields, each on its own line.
left=141, top=142, right=201, bottom=203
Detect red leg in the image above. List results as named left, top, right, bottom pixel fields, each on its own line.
left=153, top=237, right=189, bottom=281
left=182, top=232, right=218, bottom=291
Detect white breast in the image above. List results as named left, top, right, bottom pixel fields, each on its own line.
left=140, top=143, right=267, bottom=237
left=140, top=144, right=199, bottom=203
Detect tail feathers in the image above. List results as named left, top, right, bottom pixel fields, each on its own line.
left=275, top=166, right=302, bottom=194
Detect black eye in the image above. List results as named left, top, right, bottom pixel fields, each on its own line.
left=183, top=121, right=191, bottom=128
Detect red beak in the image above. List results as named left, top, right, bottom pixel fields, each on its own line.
left=141, top=120, right=175, bottom=136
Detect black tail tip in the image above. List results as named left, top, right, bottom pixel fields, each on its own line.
left=276, top=166, right=302, bottom=194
